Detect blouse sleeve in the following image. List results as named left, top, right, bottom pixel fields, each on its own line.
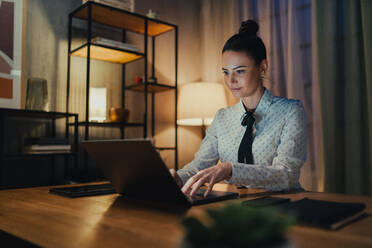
left=228, top=101, right=307, bottom=191
left=177, top=110, right=222, bottom=185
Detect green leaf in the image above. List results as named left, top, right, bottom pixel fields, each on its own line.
left=182, top=203, right=295, bottom=247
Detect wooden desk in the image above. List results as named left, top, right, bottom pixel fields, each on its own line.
left=0, top=183, right=371, bottom=248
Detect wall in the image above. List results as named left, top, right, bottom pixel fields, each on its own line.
left=134, top=0, right=203, bottom=168
left=26, top=0, right=80, bottom=111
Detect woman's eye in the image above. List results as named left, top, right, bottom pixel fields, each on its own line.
left=222, top=71, right=229, bottom=75
left=236, top=70, right=245, bottom=74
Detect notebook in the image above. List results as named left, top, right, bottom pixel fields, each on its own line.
left=276, top=198, right=366, bottom=230
left=242, top=196, right=290, bottom=207
left=50, top=183, right=115, bottom=197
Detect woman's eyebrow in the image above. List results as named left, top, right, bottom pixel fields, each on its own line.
left=232, top=65, right=248, bottom=70
left=221, top=65, right=248, bottom=70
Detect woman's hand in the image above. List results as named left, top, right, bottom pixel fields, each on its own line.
left=181, top=162, right=232, bottom=197
left=169, top=169, right=183, bottom=188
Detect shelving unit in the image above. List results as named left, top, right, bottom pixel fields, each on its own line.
left=0, top=108, right=79, bottom=188
left=66, top=1, right=178, bottom=169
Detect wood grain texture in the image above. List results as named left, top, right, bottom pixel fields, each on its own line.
left=71, top=45, right=143, bottom=64
left=0, top=183, right=371, bottom=248
left=74, top=4, right=174, bottom=36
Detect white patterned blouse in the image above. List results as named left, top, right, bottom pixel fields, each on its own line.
left=177, top=88, right=307, bottom=191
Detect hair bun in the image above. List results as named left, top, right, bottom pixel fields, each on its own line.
left=239, top=20, right=259, bottom=36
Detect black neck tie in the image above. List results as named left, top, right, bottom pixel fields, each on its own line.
left=238, top=112, right=255, bottom=164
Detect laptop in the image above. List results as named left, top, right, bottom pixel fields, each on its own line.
left=80, top=139, right=239, bottom=206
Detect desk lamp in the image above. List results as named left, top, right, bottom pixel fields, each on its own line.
left=177, top=82, right=227, bottom=137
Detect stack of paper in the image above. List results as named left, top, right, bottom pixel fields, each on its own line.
left=92, top=37, right=139, bottom=52
left=82, top=0, right=134, bottom=12
left=24, top=138, right=71, bottom=154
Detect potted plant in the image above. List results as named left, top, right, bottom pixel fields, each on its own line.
left=181, top=203, right=295, bottom=248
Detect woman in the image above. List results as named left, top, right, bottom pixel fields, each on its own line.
left=170, top=20, right=307, bottom=197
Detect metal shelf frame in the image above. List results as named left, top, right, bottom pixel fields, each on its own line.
left=66, top=1, right=179, bottom=169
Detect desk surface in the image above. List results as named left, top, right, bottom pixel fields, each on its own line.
left=0, top=183, right=372, bottom=248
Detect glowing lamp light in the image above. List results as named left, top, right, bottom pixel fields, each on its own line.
left=178, top=82, right=227, bottom=129
left=89, top=87, right=107, bottom=122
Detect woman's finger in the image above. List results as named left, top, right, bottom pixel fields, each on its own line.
left=182, top=172, right=204, bottom=194
left=204, top=174, right=217, bottom=197
left=169, top=169, right=176, bottom=178
left=190, top=175, right=209, bottom=196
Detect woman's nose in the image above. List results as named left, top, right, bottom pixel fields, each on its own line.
left=227, top=74, right=236, bottom=84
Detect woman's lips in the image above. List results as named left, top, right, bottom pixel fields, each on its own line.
left=230, top=87, right=242, bottom=91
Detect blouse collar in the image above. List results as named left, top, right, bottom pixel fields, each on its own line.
left=238, top=87, right=274, bottom=122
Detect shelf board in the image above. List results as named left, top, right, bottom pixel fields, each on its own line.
left=71, top=121, right=144, bottom=128
left=126, top=83, right=176, bottom=93
left=2, top=152, right=77, bottom=159
left=71, top=43, right=143, bottom=64
left=0, top=108, right=78, bottom=119
left=155, top=147, right=176, bottom=151
left=72, top=2, right=176, bottom=36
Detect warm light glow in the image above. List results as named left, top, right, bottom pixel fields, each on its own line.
left=89, top=87, right=106, bottom=121
left=178, top=82, right=227, bottom=126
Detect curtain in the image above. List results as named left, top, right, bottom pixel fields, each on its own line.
left=199, top=0, right=242, bottom=107
left=248, top=0, right=318, bottom=191
left=313, top=0, right=372, bottom=195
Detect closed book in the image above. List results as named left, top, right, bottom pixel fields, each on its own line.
left=94, top=0, right=134, bottom=12
left=277, top=198, right=366, bottom=230
left=94, top=41, right=138, bottom=52
left=25, top=144, right=71, bottom=151
left=24, top=150, right=72, bottom=155
left=92, top=37, right=136, bottom=48
left=92, top=37, right=138, bottom=52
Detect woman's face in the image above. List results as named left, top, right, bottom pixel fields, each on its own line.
left=222, top=50, right=266, bottom=99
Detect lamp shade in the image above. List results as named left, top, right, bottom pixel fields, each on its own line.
left=178, top=82, right=227, bottom=126
left=89, top=87, right=107, bottom=121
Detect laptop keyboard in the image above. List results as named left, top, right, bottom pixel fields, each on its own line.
left=187, top=189, right=209, bottom=200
